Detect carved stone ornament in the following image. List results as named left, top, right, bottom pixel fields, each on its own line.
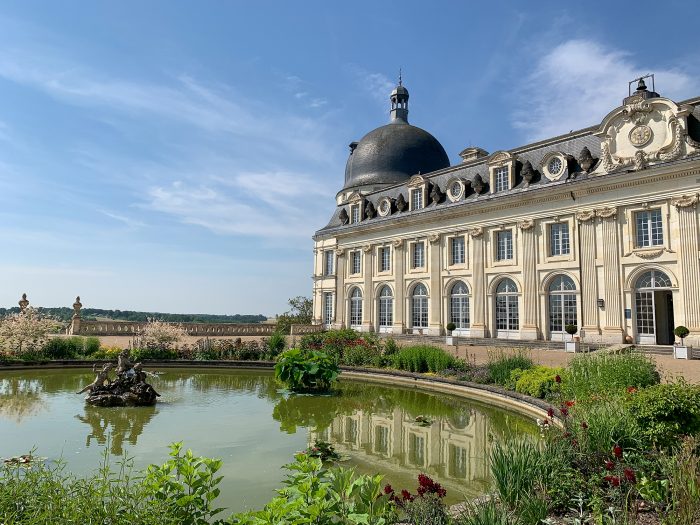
left=338, top=208, right=349, bottom=225
left=391, top=238, right=404, bottom=248
left=447, top=178, right=464, bottom=202
left=73, top=296, right=83, bottom=319
left=395, top=194, right=407, bottom=212
left=335, top=248, right=345, bottom=257
left=596, top=206, right=617, bottom=219
left=362, top=244, right=372, bottom=253
left=364, top=200, right=376, bottom=219
left=472, top=174, right=485, bottom=194
left=575, top=210, right=596, bottom=222
left=18, top=293, right=29, bottom=312
left=377, top=197, right=392, bottom=217
left=671, top=194, right=699, bottom=208
left=407, top=174, right=426, bottom=188
left=468, top=226, right=484, bottom=238
left=578, top=147, right=596, bottom=172
left=521, top=161, right=535, bottom=186
left=517, top=219, right=535, bottom=230
left=428, top=233, right=440, bottom=244
left=429, top=183, right=443, bottom=205
left=635, top=248, right=664, bottom=259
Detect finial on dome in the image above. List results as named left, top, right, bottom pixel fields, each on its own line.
left=390, top=72, right=409, bottom=123
left=625, top=73, right=660, bottom=103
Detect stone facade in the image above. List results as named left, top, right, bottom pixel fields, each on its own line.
left=312, top=79, right=700, bottom=346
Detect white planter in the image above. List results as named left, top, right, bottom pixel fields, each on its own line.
left=673, top=345, right=690, bottom=359
left=445, top=336, right=454, bottom=345
left=565, top=341, right=580, bottom=353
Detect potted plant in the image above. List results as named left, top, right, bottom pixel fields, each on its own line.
left=565, top=324, right=580, bottom=352
left=673, top=326, right=691, bottom=359
left=445, top=322, right=456, bottom=345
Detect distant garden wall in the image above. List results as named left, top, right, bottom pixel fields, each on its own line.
left=71, top=319, right=321, bottom=337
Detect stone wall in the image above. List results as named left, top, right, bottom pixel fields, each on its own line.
left=74, top=319, right=277, bottom=337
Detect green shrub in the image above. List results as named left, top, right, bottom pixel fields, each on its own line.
left=510, top=366, right=564, bottom=399
left=391, top=345, right=456, bottom=373
left=42, top=337, right=84, bottom=359
left=453, top=500, right=512, bottom=525
left=562, top=351, right=660, bottom=400
left=446, top=322, right=456, bottom=332
left=675, top=325, right=690, bottom=345
left=627, top=380, right=700, bottom=450
left=84, top=337, right=100, bottom=356
left=298, top=329, right=381, bottom=364
left=274, top=348, right=339, bottom=392
left=266, top=332, right=286, bottom=357
left=383, top=337, right=399, bottom=356
left=487, top=350, right=533, bottom=386
left=343, top=342, right=382, bottom=367
left=490, top=439, right=544, bottom=510
left=130, top=347, right=178, bottom=361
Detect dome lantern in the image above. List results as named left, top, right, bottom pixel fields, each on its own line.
left=390, top=71, right=409, bottom=122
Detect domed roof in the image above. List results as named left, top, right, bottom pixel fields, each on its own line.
left=342, top=81, right=450, bottom=192
left=343, top=120, right=450, bottom=191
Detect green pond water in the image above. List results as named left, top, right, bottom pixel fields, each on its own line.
left=0, top=368, right=537, bottom=511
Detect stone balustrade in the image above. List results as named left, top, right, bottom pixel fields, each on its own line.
left=75, top=320, right=278, bottom=337
left=290, top=324, right=323, bottom=335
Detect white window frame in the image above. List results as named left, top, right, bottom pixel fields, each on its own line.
left=322, top=292, right=333, bottom=327
left=411, top=188, right=423, bottom=211
left=549, top=222, right=570, bottom=257
left=323, top=250, right=334, bottom=276
left=350, top=204, right=361, bottom=224
left=495, top=230, right=513, bottom=261
left=494, top=166, right=509, bottom=192
left=350, top=250, right=361, bottom=275
left=450, top=236, right=466, bottom=266
left=449, top=281, right=470, bottom=331
left=411, top=283, right=429, bottom=329
left=411, top=241, right=425, bottom=269
left=349, top=288, right=363, bottom=327
left=378, top=286, right=393, bottom=331
left=634, top=209, right=663, bottom=248
left=378, top=246, right=391, bottom=273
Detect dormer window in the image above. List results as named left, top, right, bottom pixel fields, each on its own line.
left=350, top=204, right=361, bottom=224
left=411, top=188, right=423, bottom=210
left=494, top=166, right=509, bottom=192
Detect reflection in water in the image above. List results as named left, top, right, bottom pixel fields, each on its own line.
left=0, top=377, right=46, bottom=423
left=76, top=406, right=158, bottom=455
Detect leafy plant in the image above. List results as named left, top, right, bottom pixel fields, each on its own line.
left=131, top=346, right=179, bottom=361
left=453, top=499, right=512, bottom=525
left=266, top=331, right=286, bottom=357
left=489, top=439, right=545, bottom=510
left=274, top=348, right=339, bottom=392
left=661, top=436, right=700, bottom=525
left=674, top=325, right=690, bottom=345
left=510, top=365, right=564, bottom=399
left=390, top=345, right=457, bottom=373
left=565, top=324, right=578, bottom=340
left=487, top=349, right=533, bottom=386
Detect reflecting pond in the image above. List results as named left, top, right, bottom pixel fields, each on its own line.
left=0, top=368, right=537, bottom=510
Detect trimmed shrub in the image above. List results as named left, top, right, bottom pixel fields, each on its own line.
left=42, top=337, right=84, bottom=359
left=391, top=345, right=456, bottom=373
left=627, top=380, right=700, bottom=450
left=487, top=350, right=533, bottom=386
left=510, top=365, right=564, bottom=399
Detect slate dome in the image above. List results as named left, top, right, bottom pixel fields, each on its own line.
left=342, top=82, right=450, bottom=193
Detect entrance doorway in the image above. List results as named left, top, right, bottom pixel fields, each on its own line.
left=634, top=270, right=674, bottom=345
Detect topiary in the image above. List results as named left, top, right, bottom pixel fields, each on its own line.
left=674, top=325, right=690, bottom=345
left=565, top=324, right=578, bottom=340
left=446, top=322, right=456, bottom=332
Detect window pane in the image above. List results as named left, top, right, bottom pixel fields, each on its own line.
left=550, top=223, right=570, bottom=256
left=496, top=231, right=513, bottom=261
left=413, top=242, right=425, bottom=268
left=412, top=188, right=423, bottom=210
left=324, top=251, right=334, bottom=275
left=636, top=210, right=663, bottom=247
left=451, top=236, right=465, bottom=265
left=495, top=166, right=509, bottom=192
left=323, top=292, right=333, bottom=325
left=380, top=247, right=391, bottom=272
left=351, top=251, right=361, bottom=274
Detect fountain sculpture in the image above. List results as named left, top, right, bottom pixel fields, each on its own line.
left=77, top=350, right=160, bottom=407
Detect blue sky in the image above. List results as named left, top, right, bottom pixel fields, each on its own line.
left=0, top=1, right=698, bottom=315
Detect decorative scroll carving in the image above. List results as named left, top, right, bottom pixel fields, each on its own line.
left=395, top=194, right=407, bottom=212
left=578, top=147, right=596, bottom=172
left=655, top=117, right=684, bottom=162
left=428, top=233, right=440, bottom=244
left=635, top=248, right=664, bottom=259
left=468, top=226, right=483, bottom=238
left=517, top=219, right=534, bottom=230
left=472, top=174, right=485, bottom=194
left=392, top=238, right=404, bottom=248
left=364, top=200, right=376, bottom=219
left=575, top=210, right=596, bottom=222
left=521, top=161, right=535, bottom=186
left=429, top=183, right=443, bottom=205
left=596, top=206, right=617, bottom=219
left=361, top=244, right=372, bottom=253
left=335, top=248, right=345, bottom=257
left=671, top=194, right=699, bottom=208
left=338, top=208, right=349, bottom=225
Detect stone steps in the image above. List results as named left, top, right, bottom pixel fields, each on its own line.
left=382, top=334, right=604, bottom=351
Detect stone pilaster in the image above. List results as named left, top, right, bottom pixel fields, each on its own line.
left=333, top=248, right=346, bottom=329
left=518, top=219, right=539, bottom=340
left=361, top=244, right=374, bottom=331
left=428, top=233, right=442, bottom=335
left=597, top=207, right=624, bottom=342
left=673, top=195, right=700, bottom=330
left=392, top=239, right=405, bottom=334
left=576, top=211, right=600, bottom=336
left=469, top=227, right=486, bottom=338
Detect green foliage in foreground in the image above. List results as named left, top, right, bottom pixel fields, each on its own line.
left=274, top=348, right=339, bottom=392
left=390, top=345, right=458, bottom=373
left=509, top=365, right=564, bottom=399
left=487, top=350, right=534, bottom=386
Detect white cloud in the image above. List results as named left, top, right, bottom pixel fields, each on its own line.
left=512, top=39, right=697, bottom=142
left=348, top=66, right=395, bottom=104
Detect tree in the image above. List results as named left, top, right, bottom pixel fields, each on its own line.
left=276, top=296, right=313, bottom=334
left=0, top=307, right=61, bottom=356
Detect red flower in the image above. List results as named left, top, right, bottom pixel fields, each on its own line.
left=626, top=386, right=638, bottom=394
left=547, top=407, right=554, bottom=418
left=560, top=407, right=569, bottom=417
left=565, top=400, right=575, bottom=407
left=604, top=475, right=621, bottom=487
left=384, top=484, right=394, bottom=495
left=605, top=460, right=615, bottom=471
left=613, top=444, right=623, bottom=459
left=581, top=421, right=589, bottom=430
left=401, top=490, right=414, bottom=502
left=623, top=468, right=636, bottom=483
left=571, top=439, right=578, bottom=446
left=555, top=375, right=562, bottom=383
left=563, top=431, right=571, bottom=438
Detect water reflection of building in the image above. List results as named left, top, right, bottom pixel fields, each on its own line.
left=76, top=406, right=157, bottom=455
left=310, top=406, right=490, bottom=497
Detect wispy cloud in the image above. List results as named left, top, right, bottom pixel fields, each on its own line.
left=512, top=39, right=697, bottom=142
left=348, top=66, right=394, bottom=104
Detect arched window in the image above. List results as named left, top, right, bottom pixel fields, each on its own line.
left=548, top=275, right=577, bottom=335
left=349, top=288, right=362, bottom=328
left=378, top=286, right=393, bottom=328
left=635, top=270, right=673, bottom=340
left=411, top=283, right=428, bottom=328
left=636, top=270, right=672, bottom=289
left=495, top=278, right=519, bottom=332
left=450, top=281, right=470, bottom=329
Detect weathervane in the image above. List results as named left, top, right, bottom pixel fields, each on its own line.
left=398, top=68, right=402, bottom=86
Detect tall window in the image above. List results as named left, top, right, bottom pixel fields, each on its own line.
left=378, top=286, right=393, bottom=328
left=350, top=204, right=360, bottom=224
left=411, top=283, right=428, bottom=328
left=550, top=223, right=570, bottom=256
left=379, top=246, right=391, bottom=272
left=495, top=278, right=519, bottom=331
left=450, top=281, right=470, bottom=329
left=494, top=166, right=509, bottom=192
left=635, top=270, right=672, bottom=336
left=349, top=288, right=362, bottom=327
left=548, top=275, right=577, bottom=334
left=635, top=209, right=663, bottom=247
left=322, top=292, right=333, bottom=326
left=451, top=236, right=465, bottom=265
left=411, top=188, right=423, bottom=210
left=351, top=251, right=361, bottom=274
left=323, top=250, right=334, bottom=276
left=412, top=241, right=425, bottom=269
left=496, top=230, right=513, bottom=261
